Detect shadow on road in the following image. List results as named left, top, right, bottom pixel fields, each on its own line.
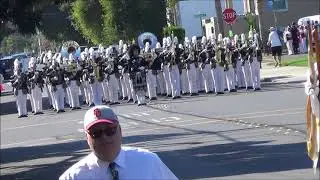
left=0, top=132, right=315, bottom=180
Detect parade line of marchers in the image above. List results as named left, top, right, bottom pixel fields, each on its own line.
left=9, top=31, right=262, bottom=118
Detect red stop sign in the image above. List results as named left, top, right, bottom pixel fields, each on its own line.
left=223, top=8, right=237, bottom=24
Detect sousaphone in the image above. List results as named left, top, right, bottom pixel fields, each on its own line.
left=61, top=40, right=81, bottom=60
left=138, top=32, right=158, bottom=49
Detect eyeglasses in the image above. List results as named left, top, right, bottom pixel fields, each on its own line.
left=87, top=126, right=118, bottom=139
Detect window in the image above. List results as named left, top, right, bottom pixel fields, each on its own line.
left=272, top=0, right=288, bottom=12
left=211, top=27, right=214, bottom=33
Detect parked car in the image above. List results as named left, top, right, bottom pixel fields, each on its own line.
left=0, top=53, right=29, bottom=80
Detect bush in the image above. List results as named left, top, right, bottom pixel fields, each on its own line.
left=163, top=26, right=185, bottom=43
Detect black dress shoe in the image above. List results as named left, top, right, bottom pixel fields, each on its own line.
left=161, top=93, right=167, bottom=96
left=18, top=115, right=23, bottom=118
left=22, top=115, right=28, bottom=117
left=247, top=86, right=253, bottom=90
left=123, top=97, right=128, bottom=100
left=217, top=92, right=224, bottom=95
left=71, top=107, right=76, bottom=110
left=127, top=99, right=133, bottom=103
left=167, top=94, right=172, bottom=97
left=254, top=88, right=261, bottom=91
left=89, top=103, right=95, bottom=107
left=230, top=89, right=237, bottom=92
left=138, top=103, right=147, bottom=106
left=76, top=107, right=82, bottom=109
left=38, top=112, right=44, bottom=114
left=172, top=96, right=177, bottom=99
left=134, top=101, right=138, bottom=104
left=32, top=111, right=35, bottom=114
left=176, top=96, right=182, bottom=98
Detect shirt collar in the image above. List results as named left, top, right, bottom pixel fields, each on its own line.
left=91, top=148, right=126, bottom=169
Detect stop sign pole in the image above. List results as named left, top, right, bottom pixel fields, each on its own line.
left=222, top=8, right=237, bottom=37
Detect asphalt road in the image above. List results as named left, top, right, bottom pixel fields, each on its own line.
left=1, top=80, right=319, bottom=180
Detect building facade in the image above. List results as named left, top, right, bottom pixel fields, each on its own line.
left=175, top=0, right=319, bottom=39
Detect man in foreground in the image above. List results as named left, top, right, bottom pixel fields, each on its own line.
left=59, top=105, right=178, bottom=180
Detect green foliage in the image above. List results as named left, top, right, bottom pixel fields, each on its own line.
left=163, top=26, right=185, bottom=42
left=0, top=33, right=31, bottom=55
left=71, top=0, right=166, bottom=45
left=166, top=0, right=178, bottom=8
left=72, top=0, right=104, bottom=44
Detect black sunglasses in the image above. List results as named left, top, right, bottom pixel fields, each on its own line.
left=87, top=126, right=118, bottom=139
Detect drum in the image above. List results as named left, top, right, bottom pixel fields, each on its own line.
left=132, top=70, right=147, bottom=91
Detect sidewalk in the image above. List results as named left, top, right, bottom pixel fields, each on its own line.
left=260, top=54, right=308, bottom=83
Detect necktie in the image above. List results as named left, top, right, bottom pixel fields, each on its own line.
left=109, top=162, right=119, bottom=180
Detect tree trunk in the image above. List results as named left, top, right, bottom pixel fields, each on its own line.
left=256, top=0, right=267, bottom=51
left=215, top=0, right=224, bottom=37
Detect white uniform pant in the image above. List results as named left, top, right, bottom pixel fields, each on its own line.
left=66, top=84, right=72, bottom=106
left=120, top=75, right=128, bottom=98
left=197, top=67, right=205, bottom=91
left=202, top=64, right=214, bottom=92
left=250, top=58, right=261, bottom=89
left=48, top=85, right=57, bottom=109
left=16, top=90, right=27, bottom=116
left=156, top=70, right=166, bottom=95
left=147, top=70, right=157, bottom=98
left=83, top=81, right=93, bottom=104
left=212, top=65, right=225, bottom=93
left=163, top=65, right=172, bottom=95
left=107, top=74, right=119, bottom=103
left=225, top=67, right=236, bottom=91
left=236, top=60, right=246, bottom=88
left=28, top=94, right=35, bottom=112
left=169, top=65, right=181, bottom=97
left=180, top=69, right=189, bottom=94
left=242, top=61, right=253, bottom=88
left=136, top=90, right=146, bottom=105
left=187, top=63, right=198, bottom=93
left=129, top=79, right=137, bottom=102
left=53, top=85, right=65, bottom=111
left=90, top=81, right=103, bottom=105
left=286, top=40, right=293, bottom=55
left=68, top=80, right=80, bottom=108
left=45, top=85, right=53, bottom=106
left=123, top=73, right=133, bottom=100
left=31, top=86, right=43, bottom=113
left=102, top=80, right=110, bottom=102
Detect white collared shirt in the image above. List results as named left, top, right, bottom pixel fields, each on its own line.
left=59, top=146, right=178, bottom=180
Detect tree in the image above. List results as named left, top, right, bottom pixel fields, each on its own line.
left=255, top=0, right=267, bottom=50
left=72, top=0, right=104, bottom=44
left=71, top=0, right=166, bottom=45
left=214, top=0, right=224, bottom=36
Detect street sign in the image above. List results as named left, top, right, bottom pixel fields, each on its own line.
left=222, top=8, right=237, bottom=24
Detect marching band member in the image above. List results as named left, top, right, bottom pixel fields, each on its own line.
left=240, top=33, right=253, bottom=89
left=11, top=60, right=28, bottom=118
left=105, top=46, right=120, bottom=105
left=65, top=56, right=82, bottom=110
left=212, top=33, right=226, bottom=94
left=250, top=33, right=262, bottom=91
left=144, top=42, right=158, bottom=100
left=224, top=37, right=237, bottom=92
left=178, top=44, right=189, bottom=95
left=199, top=36, right=214, bottom=94
left=168, top=36, right=181, bottom=99
left=186, top=36, right=199, bottom=95
left=128, top=44, right=148, bottom=106
left=162, top=38, right=172, bottom=97
left=154, top=42, right=166, bottom=96
left=28, top=57, right=44, bottom=115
